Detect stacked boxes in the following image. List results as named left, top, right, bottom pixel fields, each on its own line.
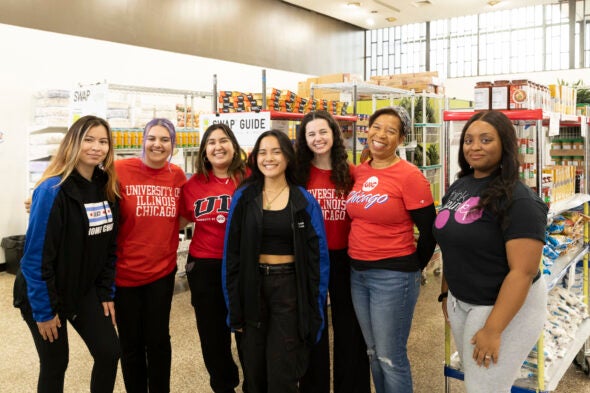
left=268, top=88, right=349, bottom=116
left=369, top=71, right=444, bottom=94
left=218, top=91, right=262, bottom=113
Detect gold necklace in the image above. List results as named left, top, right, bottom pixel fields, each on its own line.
left=263, top=184, right=288, bottom=209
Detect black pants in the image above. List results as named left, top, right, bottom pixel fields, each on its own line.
left=300, top=249, right=371, bottom=393
left=242, top=270, right=309, bottom=393
left=22, top=288, right=120, bottom=393
left=115, top=269, right=176, bottom=393
left=186, top=256, right=245, bottom=393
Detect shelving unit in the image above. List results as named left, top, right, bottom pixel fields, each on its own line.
left=310, top=81, right=446, bottom=204
left=27, top=125, right=68, bottom=192
left=546, top=115, right=590, bottom=195
left=410, top=92, right=446, bottom=206
left=310, top=81, right=413, bottom=164
left=28, top=83, right=215, bottom=188
left=442, top=109, right=590, bottom=392
left=443, top=109, right=544, bottom=191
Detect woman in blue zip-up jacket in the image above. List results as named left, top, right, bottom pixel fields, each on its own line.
left=222, top=130, right=330, bottom=393
left=13, top=115, right=120, bottom=393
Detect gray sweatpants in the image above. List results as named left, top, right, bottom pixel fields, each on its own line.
left=447, top=277, right=547, bottom=393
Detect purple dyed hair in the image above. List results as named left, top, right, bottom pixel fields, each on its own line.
left=142, top=118, right=177, bottom=162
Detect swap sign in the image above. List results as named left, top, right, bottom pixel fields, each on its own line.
left=200, top=112, right=271, bottom=148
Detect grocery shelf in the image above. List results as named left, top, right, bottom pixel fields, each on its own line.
left=443, top=109, right=543, bottom=122
left=544, top=318, right=590, bottom=391
left=266, top=110, right=357, bottom=122
left=548, top=194, right=590, bottom=220
left=415, top=123, right=443, bottom=127
left=29, top=125, right=68, bottom=135
left=545, top=244, right=589, bottom=291
left=311, top=81, right=413, bottom=96
left=108, top=83, right=212, bottom=98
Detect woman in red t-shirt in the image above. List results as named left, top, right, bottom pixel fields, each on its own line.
left=346, top=107, right=437, bottom=393
left=295, top=110, right=370, bottom=393
left=114, top=118, right=188, bottom=392
left=180, top=123, right=248, bottom=393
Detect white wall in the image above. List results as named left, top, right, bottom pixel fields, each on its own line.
left=0, top=23, right=311, bottom=263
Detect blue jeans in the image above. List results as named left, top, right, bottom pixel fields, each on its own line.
left=350, top=268, right=421, bottom=393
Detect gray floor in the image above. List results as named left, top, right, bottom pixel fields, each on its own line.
left=1, top=268, right=589, bottom=392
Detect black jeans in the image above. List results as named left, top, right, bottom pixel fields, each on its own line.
left=241, top=270, right=309, bottom=393
left=22, top=288, right=120, bottom=393
left=186, top=256, right=245, bottom=393
left=115, top=269, right=176, bottom=393
left=300, top=248, right=371, bottom=393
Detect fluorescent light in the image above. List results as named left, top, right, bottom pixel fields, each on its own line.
left=366, top=18, right=375, bottom=26
left=386, top=17, right=397, bottom=22
left=347, top=2, right=361, bottom=7
left=488, top=0, right=501, bottom=5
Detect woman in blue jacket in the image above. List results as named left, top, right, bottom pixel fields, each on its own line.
left=13, top=115, right=120, bottom=393
left=222, top=130, right=330, bottom=393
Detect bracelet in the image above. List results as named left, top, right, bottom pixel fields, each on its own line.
left=438, top=291, right=448, bottom=302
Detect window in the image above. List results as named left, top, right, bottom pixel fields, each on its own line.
left=365, top=1, right=590, bottom=79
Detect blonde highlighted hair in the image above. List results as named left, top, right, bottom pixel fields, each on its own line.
left=36, top=115, right=119, bottom=202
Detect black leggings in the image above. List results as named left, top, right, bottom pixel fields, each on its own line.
left=186, top=256, right=245, bottom=393
left=22, top=289, right=120, bottom=393
left=115, top=269, right=176, bottom=393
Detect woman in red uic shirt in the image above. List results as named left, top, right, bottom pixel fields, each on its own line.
left=180, top=123, right=248, bottom=393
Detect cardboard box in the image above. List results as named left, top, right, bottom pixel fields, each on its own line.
left=317, top=73, right=363, bottom=85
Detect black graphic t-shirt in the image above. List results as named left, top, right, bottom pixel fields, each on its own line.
left=432, top=175, right=547, bottom=305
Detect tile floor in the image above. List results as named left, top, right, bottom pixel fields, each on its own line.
left=1, top=269, right=589, bottom=392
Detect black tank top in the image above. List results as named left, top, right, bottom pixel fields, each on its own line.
left=260, top=206, right=294, bottom=255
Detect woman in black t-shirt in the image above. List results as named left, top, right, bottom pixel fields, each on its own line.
left=433, top=110, right=547, bottom=393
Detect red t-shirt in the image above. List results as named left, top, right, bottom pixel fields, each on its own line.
left=180, top=172, right=238, bottom=259
left=346, top=160, right=433, bottom=261
left=115, top=158, right=186, bottom=287
left=306, top=164, right=352, bottom=250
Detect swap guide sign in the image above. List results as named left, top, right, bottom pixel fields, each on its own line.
left=200, top=112, right=271, bottom=148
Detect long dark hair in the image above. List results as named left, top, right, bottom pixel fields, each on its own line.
left=242, top=130, right=299, bottom=187
left=295, top=110, right=353, bottom=196
left=195, top=123, right=247, bottom=185
left=458, top=110, right=520, bottom=227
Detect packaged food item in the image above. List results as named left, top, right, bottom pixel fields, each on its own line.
left=510, top=79, right=531, bottom=109
left=474, top=81, right=492, bottom=110
left=551, top=139, right=562, bottom=150
left=491, top=80, right=510, bottom=110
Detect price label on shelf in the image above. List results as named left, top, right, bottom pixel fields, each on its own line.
left=200, top=112, right=271, bottom=148
left=548, top=112, right=560, bottom=136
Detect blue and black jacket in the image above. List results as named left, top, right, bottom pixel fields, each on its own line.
left=13, top=169, right=119, bottom=322
left=222, top=183, right=330, bottom=345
